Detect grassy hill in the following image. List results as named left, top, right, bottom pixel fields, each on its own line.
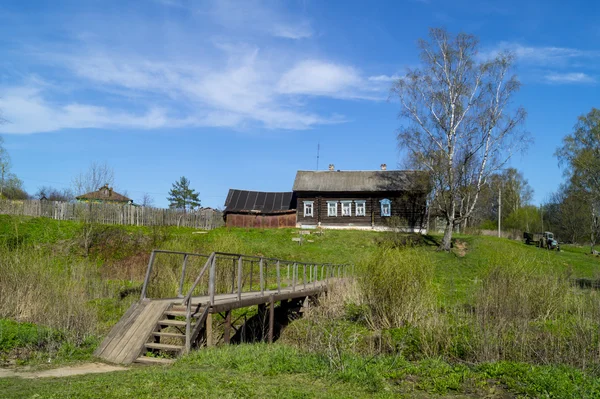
left=2, top=215, right=600, bottom=397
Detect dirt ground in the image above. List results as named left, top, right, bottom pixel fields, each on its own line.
left=0, top=363, right=127, bottom=379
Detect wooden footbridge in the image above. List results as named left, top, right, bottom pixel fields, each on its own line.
left=95, top=250, right=350, bottom=365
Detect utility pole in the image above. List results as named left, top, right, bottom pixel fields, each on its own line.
left=316, top=143, right=320, bottom=171
left=498, top=186, right=502, bottom=238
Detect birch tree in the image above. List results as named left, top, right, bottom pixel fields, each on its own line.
left=556, top=108, right=600, bottom=253
left=393, top=28, right=528, bottom=250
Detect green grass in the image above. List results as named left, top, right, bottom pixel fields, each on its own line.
left=4, top=215, right=600, bottom=396
left=2, top=344, right=600, bottom=398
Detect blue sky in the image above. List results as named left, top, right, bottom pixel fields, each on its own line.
left=0, top=0, right=598, bottom=208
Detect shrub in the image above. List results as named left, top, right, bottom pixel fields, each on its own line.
left=358, top=247, right=437, bottom=329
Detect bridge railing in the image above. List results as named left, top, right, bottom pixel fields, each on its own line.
left=140, top=249, right=352, bottom=303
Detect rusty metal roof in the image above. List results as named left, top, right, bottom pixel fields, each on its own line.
left=292, top=170, right=428, bottom=192
left=75, top=185, right=132, bottom=203
left=224, top=189, right=296, bottom=214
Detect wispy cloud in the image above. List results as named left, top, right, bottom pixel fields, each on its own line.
left=479, top=42, right=600, bottom=85
left=204, top=0, right=314, bottom=40
left=368, top=74, right=401, bottom=83
left=544, top=72, right=596, bottom=84
left=0, top=2, right=396, bottom=134
left=480, top=42, right=600, bottom=64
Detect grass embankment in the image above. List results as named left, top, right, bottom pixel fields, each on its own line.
left=3, top=215, right=600, bottom=397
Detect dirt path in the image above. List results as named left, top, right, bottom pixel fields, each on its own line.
left=0, top=363, right=127, bottom=379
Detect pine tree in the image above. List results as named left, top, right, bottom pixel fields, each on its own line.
left=167, top=176, right=201, bottom=213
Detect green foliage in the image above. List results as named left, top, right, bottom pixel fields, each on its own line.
left=167, top=176, right=201, bottom=211
left=0, top=319, right=96, bottom=365
left=0, top=319, right=63, bottom=353
left=359, top=247, right=437, bottom=329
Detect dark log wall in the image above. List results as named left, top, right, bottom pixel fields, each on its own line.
left=296, top=192, right=426, bottom=229
left=225, top=213, right=297, bottom=228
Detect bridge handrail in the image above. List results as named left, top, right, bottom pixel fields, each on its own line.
left=141, top=249, right=352, bottom=303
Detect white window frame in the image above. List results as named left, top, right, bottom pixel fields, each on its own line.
left=380, top=198, right=391, bottom=217
left=341, top=200, right=352, bottom=217
left=327, top=201, right=338, bottom=217
left=355, top=200, right=366, bottom=217
left=304, top=201, right=314, bottom=217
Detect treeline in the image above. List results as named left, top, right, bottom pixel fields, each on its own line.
left=463, top=108, right=600, bottom=248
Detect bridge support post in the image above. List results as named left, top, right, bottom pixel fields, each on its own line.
left=224, top=311, right=231, bottom=344
left=206, top=313, right=213, bottom=347
left=268, top=295, right=275, bottom=343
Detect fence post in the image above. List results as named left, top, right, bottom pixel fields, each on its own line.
left=303, top=264, right=307, bottom=289
left=259, top=258, right=265, bottom=296
left=140, top=250, right=156, bottom=300
left=209, top=254, right=217, bottom=305
left=292, top=263, right=297, bottom=292
left=237, top=256, right=243, bottom=301
left=276, top=260, right=281, bottom=294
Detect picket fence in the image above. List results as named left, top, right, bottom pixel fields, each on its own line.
left=0, top=199, right=224, bottom=229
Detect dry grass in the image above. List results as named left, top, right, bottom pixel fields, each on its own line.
left=287, top=245, right=600, bottom=371
left=0, top=249, right=100, bottom=342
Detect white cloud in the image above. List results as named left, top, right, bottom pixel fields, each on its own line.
left=544, top=72, right=596, bottom=84
left=0, top=2, right=396, bottom=134
left=478, top=42, right=599, bottom=65
left=207, top=0, right=313, bottom=40
left=278, top=61, right=361, bottom=96
left=0, top=86, right=187, bottom=134
left=368, top=74, right=401, bottom=82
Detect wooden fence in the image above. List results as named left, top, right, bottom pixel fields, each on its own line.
left=0, top=199, right=224, bottom=229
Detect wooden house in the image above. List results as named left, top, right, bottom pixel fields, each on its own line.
left=223, top=189, right=297, bottom=228
left=76, top=184, right=133, bottom=205
left=293, top=167, right=428, bottom=231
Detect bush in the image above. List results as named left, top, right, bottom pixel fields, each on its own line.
left=358, top=247, right=437, bottom=329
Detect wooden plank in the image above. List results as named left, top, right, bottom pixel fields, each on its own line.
left=112, top=301, right=171, bottom=364
left=95, top=301, right=147, bottom=360
left=94, top=301, right=141, bottom=358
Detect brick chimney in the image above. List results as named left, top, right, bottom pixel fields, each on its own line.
left=328, top=164, right=335, bottom=171
left=380, top=163, right=387, bottom=171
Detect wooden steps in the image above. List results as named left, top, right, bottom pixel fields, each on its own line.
left=96, top=300, right=209, bottom=365
left=94, top=300, right=172, bottom=365
left=157, top=319, right=188, bottom=327
left=134, top=356, right=175, bottom=365
left=152, top=332, right=186, bottom=339
left=145, top=342, right=184, bottom=351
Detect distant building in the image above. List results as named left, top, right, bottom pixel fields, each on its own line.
left=223, top=189, right=297, bottom=228
left=76, top=184, right=133, bottom=205
left=293, top=165, right=428, bottom=231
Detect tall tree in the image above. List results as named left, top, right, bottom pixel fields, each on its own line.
left=393, top=28, right=528, bottom=250
left=556, top=108, right=600, bottom=252
left=72, top=161, right=115, bottom=195
left=167, top=176, right=201, bottom=212
left=0, top=135, right=26, bottom=199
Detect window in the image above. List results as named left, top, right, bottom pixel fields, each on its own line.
left=304, top=201, right=314, bottom=217
left=341, top=201, right=352, bottom=217
left=327, top=201, right=338, bottom=217
left=355, top=200, right=366, bottom=217
left=380, top=199, right=391, bottom=217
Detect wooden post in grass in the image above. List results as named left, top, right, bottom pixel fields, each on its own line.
left=206, top=313, right=213, bottom=347
left=224, top=311, right=231, bottom=344
left=268, top=295, right=275, bottom=343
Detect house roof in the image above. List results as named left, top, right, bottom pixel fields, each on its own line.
left=76, top=185, right=132, bottom=203
left=292, top=170, right=428, bottom=192
left=224, top=189, right=296, bottom=214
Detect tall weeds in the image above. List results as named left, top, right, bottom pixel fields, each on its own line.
left=292, top=244, right=600, bottom=371
left=0, top=248, right=100, bottom=342
left=359, top=247, right=437, bottom=329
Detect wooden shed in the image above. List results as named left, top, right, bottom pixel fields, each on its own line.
left=223, top=189, right=297, bottom=228
left=293, top=169, right=428, bottom=231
